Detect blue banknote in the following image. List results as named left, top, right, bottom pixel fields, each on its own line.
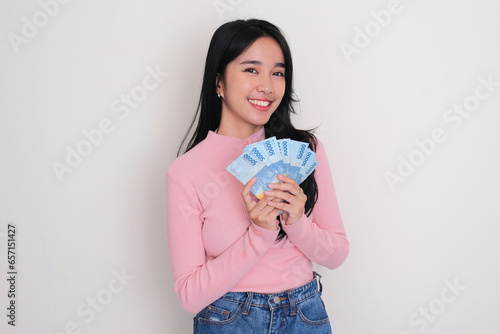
left=227, top=137, right=318, bottom=199
left=300, top=157, right=318, bottom=183
left=245, top=137, right=287, bottom=177
left=226, top=152, right=274, bottom=198
left=298, top=150, right=318, bottom=183
left=277, top=138, right=291, bottom=175
left=287, top=140, right=310, bottom=183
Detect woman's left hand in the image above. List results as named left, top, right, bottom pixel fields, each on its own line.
left=264, top=174, right=307, bottom=225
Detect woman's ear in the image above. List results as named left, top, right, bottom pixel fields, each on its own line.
left=216, top=73, right=224, bottom=98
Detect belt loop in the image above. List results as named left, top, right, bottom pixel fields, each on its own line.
left=287, top=290, right=296, bottom=316
left=242, top=292, right=253, bottom=315
left=314, top=271, right=323, bottom=294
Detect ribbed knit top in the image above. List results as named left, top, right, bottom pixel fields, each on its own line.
left=166, top=127, right=349, bottom=313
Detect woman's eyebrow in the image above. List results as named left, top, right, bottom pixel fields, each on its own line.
left=240, top=60, right=286, bottom=68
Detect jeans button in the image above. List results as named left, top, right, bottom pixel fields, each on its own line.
left=273, top=296, right=280, bottom=304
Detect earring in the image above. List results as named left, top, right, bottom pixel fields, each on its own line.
left=217, top=93, right=221, bottom=98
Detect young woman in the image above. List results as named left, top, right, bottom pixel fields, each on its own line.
left=166, top=19, right=349, bottom=333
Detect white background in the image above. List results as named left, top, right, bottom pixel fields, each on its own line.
left=1, top=0, right=499, bottom=333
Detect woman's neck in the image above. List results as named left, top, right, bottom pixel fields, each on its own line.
left=216, top=123, right=263, bottom=139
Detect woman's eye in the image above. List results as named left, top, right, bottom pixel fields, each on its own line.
left=245, top=68, right=258, bottom=74
left=274, top=71, right=285, bottom=77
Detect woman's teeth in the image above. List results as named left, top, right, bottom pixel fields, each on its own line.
left=248, top=99, right=271, bottom=107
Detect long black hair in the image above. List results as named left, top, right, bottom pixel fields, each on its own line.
left=178, top=19, right=319, bottom=240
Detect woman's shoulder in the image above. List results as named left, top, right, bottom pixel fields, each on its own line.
left=315, top=137, right=325, bottom=153
left=167, top=138, right=210, bottom=179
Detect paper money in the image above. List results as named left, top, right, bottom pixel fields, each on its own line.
left=226, top=137, right=319, bottom=199
left=244, top=137, right=287, bottom=177
left=298, top=150, right=317, bottom=183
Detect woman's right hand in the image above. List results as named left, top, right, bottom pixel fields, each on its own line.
left=242, top=177, right=282, bottom=231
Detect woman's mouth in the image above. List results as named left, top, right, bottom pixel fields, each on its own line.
left=248, top=99, right=272, bottom=111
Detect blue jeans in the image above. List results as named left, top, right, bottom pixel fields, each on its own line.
left=193, top=272, right=332, bottom=334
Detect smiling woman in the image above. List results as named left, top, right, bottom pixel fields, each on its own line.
left=166, top=19, right=349, bottom=334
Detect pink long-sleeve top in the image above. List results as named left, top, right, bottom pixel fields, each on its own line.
left=166, top=127, right=349, bottom=314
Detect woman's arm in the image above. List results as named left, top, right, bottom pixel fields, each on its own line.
left=280, top=139, right=349, bottom=269
left=166, top=171, right=279, bottom=314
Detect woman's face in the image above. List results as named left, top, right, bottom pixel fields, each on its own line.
left=217, top=36, right=286, bottom=135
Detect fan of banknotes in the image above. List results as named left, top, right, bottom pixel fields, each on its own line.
left=226, top=137, right=318, bottom=199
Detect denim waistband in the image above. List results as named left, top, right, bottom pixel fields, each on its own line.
left=221, top=272, right=323, bottom=314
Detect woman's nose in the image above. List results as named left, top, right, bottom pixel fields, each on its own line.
left=257, top=75, right=273, bottom=94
